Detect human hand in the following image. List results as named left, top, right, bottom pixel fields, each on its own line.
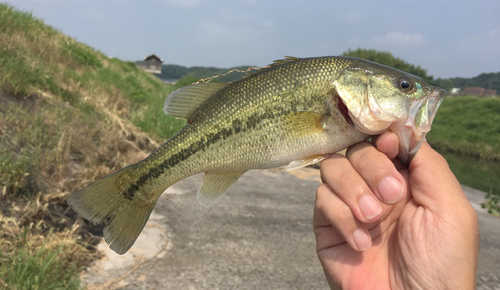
left=314, top=131, right=479, bottom=289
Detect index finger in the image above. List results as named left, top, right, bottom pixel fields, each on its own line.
left=346, top=141, right=406, bottom=204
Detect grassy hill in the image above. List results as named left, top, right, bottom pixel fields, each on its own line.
left=0, top=4, right=185, bottom=288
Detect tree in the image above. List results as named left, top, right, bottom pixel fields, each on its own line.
left=342, top=48, right=434, bottom=85
left=433, top=78, right=455, bottom=92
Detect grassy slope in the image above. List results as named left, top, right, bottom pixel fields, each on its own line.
left=427, top=96, right=500, bottom=161
left=427, top=96, right=500, bottom=199
left=0, top=4, right=186, bottom=289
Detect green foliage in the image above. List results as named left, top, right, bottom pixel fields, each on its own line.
left=155, top=64, right=189, bottom=79
left=342, top=48, right=434, bottom=85
left=482, top=191, right=500, bottom=217
left=433, top=78, right=455, bottom=92
left=449, top=72, right=500, bottom=92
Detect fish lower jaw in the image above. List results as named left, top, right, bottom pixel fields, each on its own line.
left=389, top=120, right=426, bottom=165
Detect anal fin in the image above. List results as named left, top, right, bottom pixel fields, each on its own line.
left=197, top=171, right=245, bottom=207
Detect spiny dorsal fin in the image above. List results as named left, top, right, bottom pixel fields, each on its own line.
left=164, top=82, right=229, bottom=120
left=241, top=56, right=300, bottom=79
left=197, top=171, right=245, bottom=207
left=271, top=56, right=300, bottom=66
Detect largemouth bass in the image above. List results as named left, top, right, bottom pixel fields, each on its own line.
left=68, top=56, right=445, bottom=254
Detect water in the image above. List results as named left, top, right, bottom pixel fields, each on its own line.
left=439, top=150, right=500, bottom=197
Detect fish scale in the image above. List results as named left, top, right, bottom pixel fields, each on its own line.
left=68, top=56, right=445, bottom=254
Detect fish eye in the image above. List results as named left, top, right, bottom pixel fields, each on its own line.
left=397, top=77, right=414, bottom=93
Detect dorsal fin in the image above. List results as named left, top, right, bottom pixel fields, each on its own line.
left=164, top=82, right=229, bottom=120
left=271, top=56, right=300, bottom=66
left=241, top=56, right=300, bottom=79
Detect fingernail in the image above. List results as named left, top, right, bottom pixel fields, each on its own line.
left=352, top=228, right=372, bottom=251
left=378, top=176, right=403, bottom=203
left=359, top=195, right=382, bottom=220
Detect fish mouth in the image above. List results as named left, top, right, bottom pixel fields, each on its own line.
left=337, top=95, right=353, bottom=126
left=391, top=86, right=446, bottom=165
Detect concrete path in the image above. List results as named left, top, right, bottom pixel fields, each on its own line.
left=81, top=168, right=500, bottom=290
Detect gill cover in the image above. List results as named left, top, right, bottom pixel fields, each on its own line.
left=333, top=61, right=446, bottom=164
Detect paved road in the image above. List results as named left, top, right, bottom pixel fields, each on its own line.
left=81, top=168, right=500, bottom=290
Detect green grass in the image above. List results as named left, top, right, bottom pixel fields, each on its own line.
left=0, top=105, right=46, bottom=197
left=427, top=96, right=500, bottom=212
left=427, top=96, right=500, bottom=161
left=130, top=77, right=203, bottom=140
left=439, top=150, right=500, bottom=195
left=0, top=228, right=84, bottom=290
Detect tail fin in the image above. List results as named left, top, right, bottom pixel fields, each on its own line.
left=67, top=164, right=156, bottom=255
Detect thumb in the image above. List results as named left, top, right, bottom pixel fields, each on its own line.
left=408, top=142, right=468, bottom=211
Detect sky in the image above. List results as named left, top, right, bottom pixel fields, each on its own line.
left=8, top=0, right=500, bottom=79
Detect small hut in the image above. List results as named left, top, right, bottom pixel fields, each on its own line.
left=462, top=87, right=485, bottom=96
left=463, top=87, right=497, bottom=97
left=141, top=54, right=163, bottom=74
left=483, top=89, right=497, bottom=97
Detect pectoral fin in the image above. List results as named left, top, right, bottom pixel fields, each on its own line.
left=197, top=171, right=245, bottom=207
left=286, top=154, right=329, bottom=171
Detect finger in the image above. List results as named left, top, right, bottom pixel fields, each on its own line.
left=346, top=142, right=407, bottom=204
left=373, top=131, right=400, bottom=159
left=321, top=151, right=383, bottom=223
left=314, top=183, right=372, bottom=252
left=409, top=142, right=468, bottom=210
left=373, top=131, right=407, bottom=170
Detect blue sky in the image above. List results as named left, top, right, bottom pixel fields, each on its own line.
left=8, top=0, right=500, bottom=78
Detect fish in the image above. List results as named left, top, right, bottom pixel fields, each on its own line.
left=67, top=56, right=446, bottom=254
